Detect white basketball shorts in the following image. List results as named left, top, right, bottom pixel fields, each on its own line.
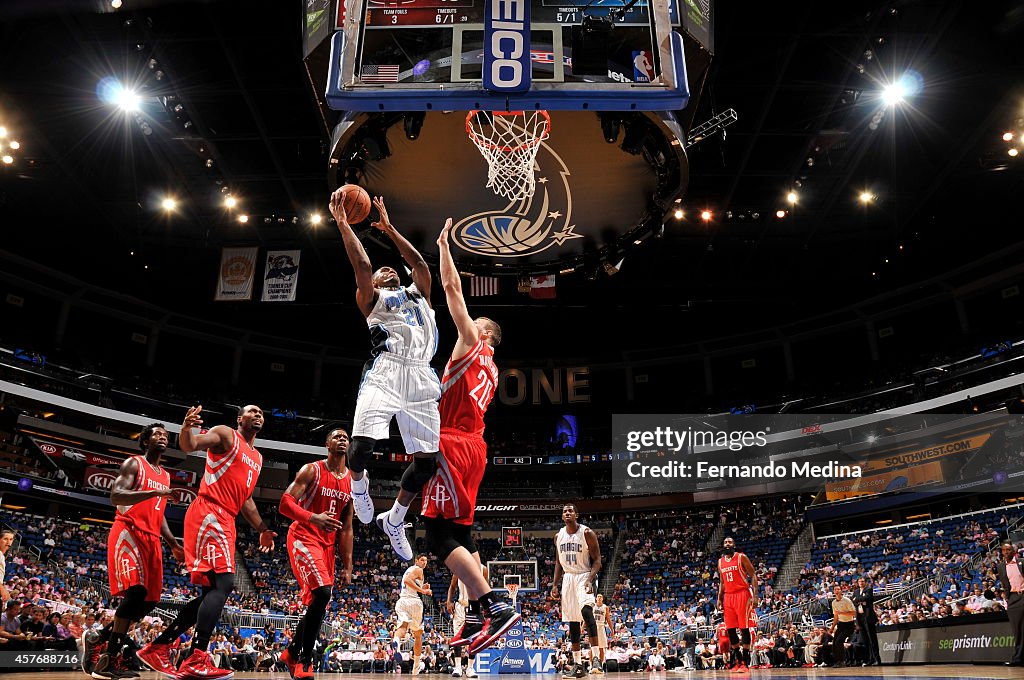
left=396, top=596, right=424, bottom=631
left=561, top=572, right=596, bottom=623
left=352, top=352, right=441, bottom=454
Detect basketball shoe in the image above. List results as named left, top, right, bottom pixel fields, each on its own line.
left=177, top=650, right=233, bottom=680
left=376, top=510, right=413, bottom=561
left=467, top=606, right=520, bottom=655
left=294, top=660, right=315, bottom=680
left=280, top=647, right=300, bottom=678
left=451, top=617, right=483, bottom=647
left=137, top=642, right=177, bottom=676
left=351, top=472, right=375, bottom=524
left=82, top=631, right=106, bottom=675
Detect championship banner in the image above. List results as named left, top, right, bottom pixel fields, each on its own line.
left=215, top=247, right=258, bottom=301
left=826, top=460, right=945, bottom=501
left=858, top=434, right=992, bottom=474
left=261, top=250, right=301, bottom=302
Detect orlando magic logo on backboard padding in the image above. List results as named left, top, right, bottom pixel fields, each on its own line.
left=451, top=138, right=580, bottom=258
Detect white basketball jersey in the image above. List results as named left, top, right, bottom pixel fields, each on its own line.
left=366, top=283, right=437, bottom=362
left=556, top=524, right=592, bottom=574
left=400, top=565, right=422, bottom=599
left=594, top=604, right=607, bottom=621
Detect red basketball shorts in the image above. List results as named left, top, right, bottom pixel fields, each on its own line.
left=287, top=528, right=335, bottom=605
left=421, top=429, right=486, bottom=526
left=183, top=497, right=238, bottom=586
left=108, top=519, right=163, bottom=598
left=723, top=590, right=752, bottom=629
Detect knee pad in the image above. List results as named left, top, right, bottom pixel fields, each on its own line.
left=115, top=586, right=152, bottom=621
left=348, top=436, right=377, bottom=475
left=568, top=622, right=582, bottom=644
left=581, top=606, right=598, bottom=638
left=738, top=629, right=751, bottom=646
left=401, top=455, right=437, bottom=494
left=424, top=517, right=462, bottom=561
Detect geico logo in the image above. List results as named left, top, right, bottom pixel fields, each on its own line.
left=488, top=0, right=526, bottom=88
left=506, top=639, right=524, bottom=649
left=87, top=472, right=117, bottom=490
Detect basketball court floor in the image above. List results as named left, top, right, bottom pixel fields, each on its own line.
left=8, top=669, right=1022, bottom=680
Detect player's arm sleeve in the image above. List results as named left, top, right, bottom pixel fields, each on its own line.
left=279, top=464, right=315, bottom=523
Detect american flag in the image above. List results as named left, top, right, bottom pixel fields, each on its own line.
left=360, top=64, right=400, bottom=83
left=470, top=276, right=499, bottom=297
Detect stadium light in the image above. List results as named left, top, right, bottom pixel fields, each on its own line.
left=111, top=0, right=122, bottom=8
left=775, top=210, right=786, bottom=219
left=880, top=70, right=923, bottom=108
left=1004, top=132, right=1016, bottom=142
left=8, top=141, right=19, bottom=150
left=786, top=191, right=798, bottom=205
left=1010, top=148, right=1020, bottom=158
left=115, top=88, right=141, bottom=113
left=1, top=155, right=12, bottom=165
left=160, top=197, right=177, bottom=211
left=310, top=213, right=323, bottom=225
left=858, top=191, right=876, bottom=204
left=238, top=214, right=249, bottom=223
left=0, top=126, right=7, bottom=138
left=700, top=210, right=712, bottom=222
left=673, top=209, right=684, bottom=220
left=223, top=195, right=238, bottom=209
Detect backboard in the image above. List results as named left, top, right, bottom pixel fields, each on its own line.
left=487, top=559, right=540, bottom=592
left=326, top=0, right=688, bottom=111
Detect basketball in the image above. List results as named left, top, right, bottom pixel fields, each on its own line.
left=339, top=183, right=372, bottom=223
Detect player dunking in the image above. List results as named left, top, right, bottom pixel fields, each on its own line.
left=138, top=405, right=276, bottom=680
left=329, top=191, right=440, bottom=559
left=413, top=219, right=518, bottom=654
left=552, top=504, right=602, bottom=679
left=278, top=427, right=354, bottom=680
left=394, top=555, right=432, bottom=674
left=716, top=536, right=758, bottom=674
left=446, top=562, right=489, bottom=677
left=83, top=423, right=185, bottom=680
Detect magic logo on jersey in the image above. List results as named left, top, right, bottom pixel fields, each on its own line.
left=451, top=138, right=580, bottom=258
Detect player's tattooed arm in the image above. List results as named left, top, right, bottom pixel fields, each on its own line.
left=330, top=187, right=376, bottom=314
left=373, top=196, right=432, bottom=303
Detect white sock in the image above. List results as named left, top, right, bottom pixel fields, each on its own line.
left=388, top=500, right=409, bottom=526
left=573, top=651, right=581, bottom=664
left=352, top=474, right=368, bottom=494
left=455, top=658, right=463, bottom=671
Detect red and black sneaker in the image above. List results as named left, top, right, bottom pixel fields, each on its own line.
left=467, top=607, right=521, bottom=655
left=451, top=618, right=484, bottom=648
left=82, top=632, right=107, bottom=676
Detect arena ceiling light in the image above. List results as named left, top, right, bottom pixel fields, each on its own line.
left=1010, top=148, right=1020, bottom=158
left=1004, top=132, right=1016, bottom=142
left=673, top=208, right=684, bottom=219
left=858, top=191, right=876, bottom=204
left=786, top=191, right=799, bottom=205
left=880, top=70, right=924, bottom=108
left=238, top=214, right=249, bottom=223
left=0, top=126, right=7, bottom=138
left=700, top=210, right=712, bottom=222
left=160, top=197, right=177, bottom=211
left=1, top=155, right=12, bottom=165
left=9, top=141, right=19, bottom=150
left=310, top=213, right=323, bottom=225
left=223, top=195, right=238, bottom=209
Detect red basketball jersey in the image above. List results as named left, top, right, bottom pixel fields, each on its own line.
left=289, top=460, right=353, bottom=545
left=198, top=429, right=262, bottom=516
left=115, top=455, right=171, bottom=536
left=718, top=552, right=751, bottom=594
left=716, top=623, right=729, bottom=646
left=439, top=339, right=498, bottom=435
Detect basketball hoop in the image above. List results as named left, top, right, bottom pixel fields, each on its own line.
left=466, top=110, right=551, bottom=201
left=507, top=583, right=520, bottom=609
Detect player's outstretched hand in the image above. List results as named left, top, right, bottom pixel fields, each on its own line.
left=172, top=540, right=186, bottom=563
left=182, top=405, right=203, bottom=430
left=437, top=218, right=453, bottom=247
left=371, top=196, right=393, bottom=233
left=259, top=529, right=278, bottom=553
left=310, top=512, right=344, bottom=532
left=329, top=188, right=349, bottom=226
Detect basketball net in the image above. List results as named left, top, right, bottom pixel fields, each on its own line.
left=466, top=110, right=551, bottom=201
left=507, top=583, right=520, bottom=610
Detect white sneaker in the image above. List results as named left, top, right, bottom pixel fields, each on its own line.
left=377, top=510, right=413, bottom=561
left=466, top=671, right=478, bottom=678
left=352, top=473, right=375, bottom=524
left=452, top=670, right=463, bottom=677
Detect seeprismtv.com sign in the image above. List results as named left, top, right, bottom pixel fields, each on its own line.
left=878, top=616, right=1014, bottom=664
left=611, top=412, right=1024, bottom=496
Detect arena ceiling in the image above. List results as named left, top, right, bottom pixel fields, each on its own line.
left=0, top=0, right=1022, bottom=351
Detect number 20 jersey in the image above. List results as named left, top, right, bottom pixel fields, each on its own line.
left=439, top=338, right=497, bottom=435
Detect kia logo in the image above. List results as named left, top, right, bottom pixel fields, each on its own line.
left=506, top=639, right=523, bottom=649
left=86, top=472, right=117, bottom=490
left=40, top=444, right=57, bottom=454
left=174, top=488, right=197, bottom=505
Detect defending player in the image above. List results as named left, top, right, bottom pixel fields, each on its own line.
left=138, top=405, right=277, bottom=680
left=552, top=504, right=602, bottom=679
left=446, top=562, right=489, bottom=677
left=394, top=555, right=432, bottom=675
left=418, top=219, right=518, bottom=654
left=329, top=190, right=440, bottom=558
left=84, top=423, right=186, bottom=680
left=716, top=536, right=758, bottom=674
left=278, top=427, right=354, bottom=680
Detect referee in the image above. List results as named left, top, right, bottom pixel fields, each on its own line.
left=998, top=541, right=1024, bottom=667
left=0, top=529, right=13, bottom=606
left=830, top=585, right=857, bottom=667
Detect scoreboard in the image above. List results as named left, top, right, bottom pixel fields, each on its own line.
left=361, top=0, right=678, bottom=28
left=502, top=526, right=524, bottom=548
left=493, top=456, right=534, bottom=466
